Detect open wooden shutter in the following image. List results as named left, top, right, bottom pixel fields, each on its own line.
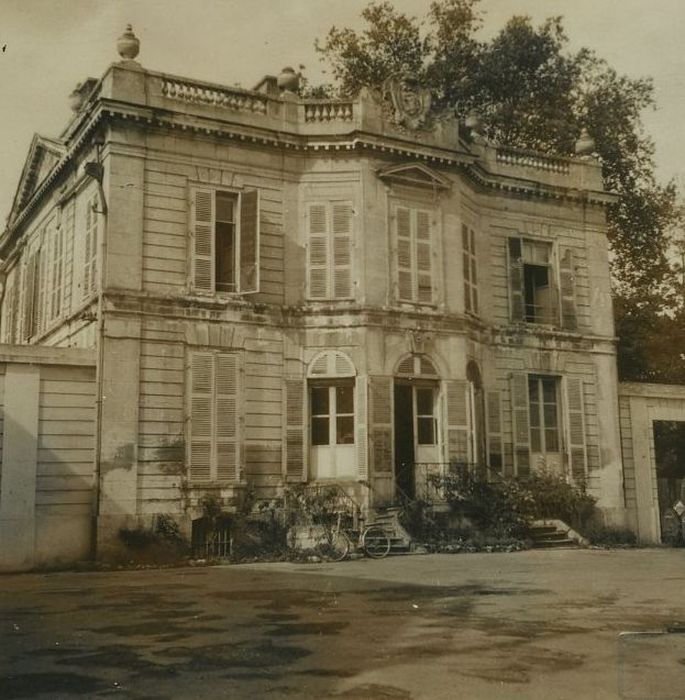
left=307, top=203, right=329, bottom=299
left=369, top=376, right=393, bottom=475
left=189, top=352, right=214, bottom=482
left=559, top=248, right=577, bottom=330
left=356, top=378, right=368, bottom=480
left=446, top=380, right=469, bottom=463
left=508, top=237, right=524, bottom=322
left=239, top=189, right=259, bottom=294
left=216, top=353, right=239, bottom=482
left=510, top=373, right=531, bottom=475
left=332, top=202, right=352, bottom=299
left=416, top=210, right=432, bottom=303
left=285, top=377, right=307, bottom=481
left=191, top=188, right=215, bottom=293
left=396, top=207, right=413, bottom=302
left=486, top=390, right=504, bottom=474
left=564, top=376, right=587, bottom=482
left=22, top=252, right=37, bottom=341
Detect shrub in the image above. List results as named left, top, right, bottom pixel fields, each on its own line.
left=584, top=524, right=637, bottom=546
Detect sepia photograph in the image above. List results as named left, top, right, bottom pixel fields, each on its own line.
left=0, top=1, right=684, bottom=698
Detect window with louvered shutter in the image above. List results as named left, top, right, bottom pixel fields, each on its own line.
left=306, top=201, right=354, bottom=301
left=369, top=376, right=393, bottom=475
left=188, top=351, right=240, bottom=482
left=486, top=390, right=503, bottom=473
left=559, top=248, right=578, bottom=330
left=395, top=205, right=433, bottom=304
left=285, top=378, right=307, bottom=481
left=83, top=195, right=98, bottom=298
left=192, top=188, right=215, bottom=293
left=463, top=224, right=478, bottom=315
left=239, top=189, right=260, bottom=294
left=564, top=376, right=587, bottom=482
left=510, top=373, right=531, bottom=475
left=446, top=380, right=469, bottom=463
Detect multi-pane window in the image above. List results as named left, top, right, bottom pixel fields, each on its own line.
left=508, top=237, right=557, bottom=325
left=462, top=223, right=478, bottom=315
left=191, top=187, right=260, bottom=295
left=310, top=383, right=355, bottom=446
left=188, top=351, right=239, bottom=482
left=306, top=202, right=353, bottom=300
left=395, top=205, right=433, bottom=304
left=416, top=386, right=437, bottom=445
left=528, top=375, right=560, bottom=453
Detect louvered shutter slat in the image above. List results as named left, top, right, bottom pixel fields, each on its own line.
left=446, top=380, right=469, bottom=464
left=559, top=248, right=577, bottom=330
left=356, top=379, right=368, bottom=480
left=565, top=377, right=587, bottom=482
left=190, top=353, right=214, bottom=481
left=216, top=353, right=239, bottom=482
left=369, top=376, right=393, bottom=474
left=285, top=378, right=307, bottom=481
left=510, top=373, right=531, bottom=475
left=332, top=202, right=352, bottom=298
left=239, top=189, right=260, bottom=293
left=508, top=238, right=524, bottom=322
left=193, top=189, right=215, bottom=292
left=307, top=204, right=329, bottom=299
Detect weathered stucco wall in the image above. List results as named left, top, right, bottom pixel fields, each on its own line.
left=0, top=345, right=96, bottom=571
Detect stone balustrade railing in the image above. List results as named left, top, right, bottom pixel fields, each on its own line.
left=303, top=101, right=354, bottom=123
left=495, top=146, right=571, bottom=174
left=161, top=78, right=268, bottom=114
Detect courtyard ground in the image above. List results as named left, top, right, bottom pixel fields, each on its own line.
left=1, top=549, right=685, bottom=699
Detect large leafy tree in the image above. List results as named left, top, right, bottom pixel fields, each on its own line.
left=315, top=0, right=683, bottom=382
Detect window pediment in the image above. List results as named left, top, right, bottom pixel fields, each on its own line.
left=377, top=163, right=450, bottom=191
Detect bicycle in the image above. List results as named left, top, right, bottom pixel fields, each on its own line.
left=313, top=512, right=391, bottom=562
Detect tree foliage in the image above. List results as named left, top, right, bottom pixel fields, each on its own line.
left=315, top=1, right=683, bottom=381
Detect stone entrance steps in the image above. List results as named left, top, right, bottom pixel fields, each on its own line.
left=528, top=520, right=589, bottom=549
left=367, top=507, right=412, bottom=552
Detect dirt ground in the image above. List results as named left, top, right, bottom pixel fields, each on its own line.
left=1, top=549, right=685, bottom=699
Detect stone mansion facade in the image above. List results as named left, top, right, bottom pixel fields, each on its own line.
left=2, top=28, right=676, bottom=569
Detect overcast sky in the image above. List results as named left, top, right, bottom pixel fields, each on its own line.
left=1, top=0, right=684, bottom=223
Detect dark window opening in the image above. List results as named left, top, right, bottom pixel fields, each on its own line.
left=524, top=263, right=553, bottom=324
left=215, top=191, right=236, bottom=292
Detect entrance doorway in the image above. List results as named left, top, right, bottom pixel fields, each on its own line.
left=653, top=420, right=685, bottom=544
left=393, top=381, right=440, bottom=500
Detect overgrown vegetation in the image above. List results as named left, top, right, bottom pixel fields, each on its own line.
left=312, top=0, right=684, bottom=382
left=117, top=514, right=189, bottom=564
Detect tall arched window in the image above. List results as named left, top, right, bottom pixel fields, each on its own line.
left=307, top=351, right=357, bottom=480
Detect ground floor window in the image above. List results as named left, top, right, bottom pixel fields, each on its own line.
left=528, top=375, right=560, bottom=454
left=310, top=381, right=355, bottom=479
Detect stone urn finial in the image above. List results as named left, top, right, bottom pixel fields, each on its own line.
left=575, top=127, right=596, bottom=156
left=277, top=67, right=299, bottom=93
left=117, top=24, right=140, bottom=61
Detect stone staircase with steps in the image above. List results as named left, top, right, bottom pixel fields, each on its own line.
left=366, top=506, right=413, bottom=553
left=528, top=520, right=589, bottom=549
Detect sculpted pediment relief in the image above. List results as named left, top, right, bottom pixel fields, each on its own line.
left=376, top=162, right=451, bottom=190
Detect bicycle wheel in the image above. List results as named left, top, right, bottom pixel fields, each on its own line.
left=315, top=530, right=351, bottom=562
left=362, top=525, right=391, bottom=559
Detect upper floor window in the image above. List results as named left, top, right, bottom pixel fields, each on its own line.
left=190, top=187, right=259, bottom=295
left=462, top=224, right=478, bottom=315
left=395, top=205, right=433, bottom=304
left=306, top=201, right=353, bottom=300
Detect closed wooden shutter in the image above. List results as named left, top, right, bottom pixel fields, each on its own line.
left=510, top=373, right=531, bottom=475
left=51, top=226, right=64, bottom=320
left=396, top=207, right=413, bottom=302
left=559, top=248, right=577, bottom=330
left=285, top=378, right=307, bottom=481
left=486, top=390, right=504, bottom=473
left=508, top=237, right=524, bottom=322
left=36, top=249, right=46, bottom=335
left=84, top=206, right=91, bottom=296
left=564, top=376, right=587, bottom=482
left=446, top=380, right=469, bottom=463
left=369, top=376, right=393, bottom=474
left=416, top=210, right=432, bottom=303
left=332, top=202, right=352, bottom=299
left=239, top=189, right=260, bottom=294
left=191, top=188, right=215, bottom=293
left=356, top=378, right=368, bottom=480
left=307, top=204, right=329, bottom=299
left=189, top=352, right=214, bottom=482
left=216, top=353, right=239, bottom=482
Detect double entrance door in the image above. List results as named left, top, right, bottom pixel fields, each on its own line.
left=393, top=381, right=440, bottom=499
